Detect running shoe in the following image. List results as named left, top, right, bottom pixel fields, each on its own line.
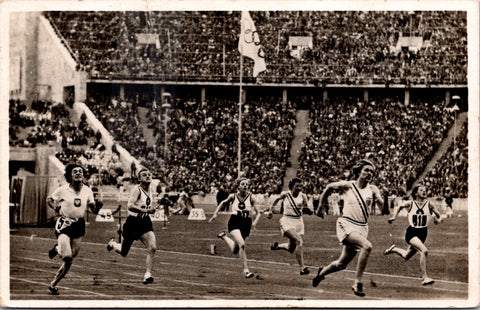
left=422, top=277, right=435, bottom=286
left=106, top=238, right=115, bottom=251
left=383, top=244, right=395, bottom=255
left=352, top=282, right=365, bottom=297
left=270, top=242, right=279, bottom=251
left=300, top=267, right=310, bottom=275
left=217, top=231, right=226, bottom=239
left=312, top=267, right=325, bottom=287
left=244, top=271, right=254, bottom=279
left=48, top=286, right=59, bottom=295
left=143, top=276, right=154, bottom=284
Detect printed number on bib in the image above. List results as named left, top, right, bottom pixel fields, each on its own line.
left=237, top=210, right=250, bottom=218
left=412, top=214, right=427, bottom=227
left=56, top=217, right=76, bottom=232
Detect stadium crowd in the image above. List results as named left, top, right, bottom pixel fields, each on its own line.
left=9, top=98, right=125, bottom=186
left=81, top=86, right=467, bottom=199
left=86, top=89, right=295, bottom=195
left=421, top=121, right=468, bottom=198
left=9, top=99, right=92, bottom=148
left=296, top=92, right=455, bottom=196
left=9, top=11, right=468, bottom=199
left=45, top=11, right=467, bottom=85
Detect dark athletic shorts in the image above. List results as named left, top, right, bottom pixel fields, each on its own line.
left=405, top=226, right=428, bottom=244
left=228, top=214, right=252, bottom=239
left=55, top=217, right=85, bottom=239
left=122, top=215, right=154, bottom=240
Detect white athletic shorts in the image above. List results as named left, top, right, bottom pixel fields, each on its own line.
left=336, top=217, right=368, bottom=243
left=280, top=215, right=304, bottom=236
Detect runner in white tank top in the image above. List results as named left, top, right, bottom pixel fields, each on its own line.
left=46, top=163, right=103, bottom=295
left=267, top=178, right=314, bottom=276
left=312, top=159, right=384, bottom=297
left=107, top=168, right=158, bottom=285
left=384, top=184, right=443, bottom=286
left=209, top=178, right=261, bottom=278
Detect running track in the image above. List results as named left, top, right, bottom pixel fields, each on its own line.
left=7, top=234, right=470, bottom=308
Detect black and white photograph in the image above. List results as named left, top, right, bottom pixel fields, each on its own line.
left=1, top=0, right=478, bottom=308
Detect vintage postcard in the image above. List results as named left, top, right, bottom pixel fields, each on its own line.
left=1, top=0, right=478, bottom=308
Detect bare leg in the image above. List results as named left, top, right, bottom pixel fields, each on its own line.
left=318, top=244, right=358, bottom=278
left=229, top=229, right=251, bottom=276
left=283, top=229, right=306, bottom=272
left=51, top=235, right=81, bottom=288
left=388, top=244, right=417, bottom=260
left=343, top=231, right=372, bottom=284
left=140, top=231, right=157, bottom=279
left=408, top=237, right=431, bottom=282
left=218, top=232, right=238, bottom=253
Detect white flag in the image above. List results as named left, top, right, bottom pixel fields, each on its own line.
left=238, top=11, right=267, bottom=77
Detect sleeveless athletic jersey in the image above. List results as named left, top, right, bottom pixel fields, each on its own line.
left=407, top=200, right=432, bottom=228
left=342, top=182, right=373, bottom=225
left=49, top=184, right=94, bottom=219
left=282, top=191, right=304, bottom=218
left=231, top=193, right=254, bottom=218
left=128, top=185, right=154, bottom=217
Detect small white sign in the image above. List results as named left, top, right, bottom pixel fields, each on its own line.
left=95, top=209, right=114, bottom=222
left=188, top=208, right=206, bottom=220
left=150, top=209, right=168, bottom=222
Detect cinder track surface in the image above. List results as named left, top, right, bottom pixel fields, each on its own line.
left=7, top=209, right=470, bottom=307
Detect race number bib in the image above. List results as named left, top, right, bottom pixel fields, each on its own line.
left=55, top=216, right=77, bottom=233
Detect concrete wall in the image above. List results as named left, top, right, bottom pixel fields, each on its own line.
left=9, top=12, right=36, bottom=101
left=9, top=147, right=36, bottom=162
left=9, top=12, right=86, bottom=103
left=37, top=15, right=86, bottom=103
left=10, top=146, right=60, bottom=175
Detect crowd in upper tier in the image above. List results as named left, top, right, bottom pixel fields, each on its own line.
left=45, top=11, right=466, bottom=85
left=10, top=10, right=468, bottom=198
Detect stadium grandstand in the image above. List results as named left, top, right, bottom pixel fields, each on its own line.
left=9, top=10, right=468, bottom=226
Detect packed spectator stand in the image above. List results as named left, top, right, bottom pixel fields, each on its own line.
left=9, top=98, right=125, bottom=186
left=296, top=91, right=456, bottom=196
left=44, top=11, right=467, bottom=85
left=421, top=121, right=468, bottom=199
left=9, top=11, right=468, bottom=200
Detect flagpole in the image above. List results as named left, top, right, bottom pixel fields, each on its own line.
left=238, top=45, right=243, bottom=177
